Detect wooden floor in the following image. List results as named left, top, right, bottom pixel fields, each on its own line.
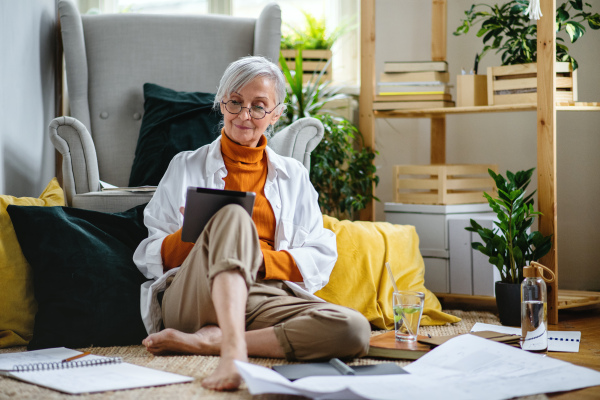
left=434, top=297, right=600, bottom=399
left=547, top=306, right=600, bottom=399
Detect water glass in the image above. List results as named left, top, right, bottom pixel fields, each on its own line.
left=393, top=290, right=425, bottom=342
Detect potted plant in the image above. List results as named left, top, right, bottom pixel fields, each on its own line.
left=280, top=10, right=354, bottom=83
left=278, top=51, right=379, bottom=220
left=454, top=0, right=600, bottom=70
left=466, top=168, right=552, bottom=326
left=454, top=0, right=599, bottom=105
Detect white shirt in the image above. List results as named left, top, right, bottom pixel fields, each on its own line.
left=133, top=136, right=337, bottom=334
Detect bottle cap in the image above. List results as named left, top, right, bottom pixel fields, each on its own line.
left=524, top=262, right=556, bottom=282
left=523, top=265, right=536, bottom=278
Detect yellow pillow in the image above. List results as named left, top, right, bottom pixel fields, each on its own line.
left=316, top=215, right=461, bottom=330
left=0, top=178, right=65, bottom=347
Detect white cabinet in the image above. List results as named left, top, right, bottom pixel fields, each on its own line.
left=384, top=202, right=495, bottom=294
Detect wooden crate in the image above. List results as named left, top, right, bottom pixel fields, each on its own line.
left=487, top=62, right=577, bottom=106
left=280, top=49, right=332, bottom=83
left=394, top=164, right=498, bottom=205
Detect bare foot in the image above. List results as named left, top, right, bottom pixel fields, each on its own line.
left=201, top=342, right=248, bottom=391
left=142, top=325, right=222, bottom=355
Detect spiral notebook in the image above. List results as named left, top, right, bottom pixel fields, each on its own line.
left=0, top=347, right=193, bottom=394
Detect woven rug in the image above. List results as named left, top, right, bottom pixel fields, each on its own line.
left=0, top=310, right=546, bottom=400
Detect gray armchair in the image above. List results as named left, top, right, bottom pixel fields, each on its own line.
left=50, top=0, right=323, bottom=213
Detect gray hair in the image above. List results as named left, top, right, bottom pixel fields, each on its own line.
left=213, top=56, right=287, bottom=114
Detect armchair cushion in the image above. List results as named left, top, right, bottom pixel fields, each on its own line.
left=0, top=178, right=65, bottom=348
left=316, top=216, right=461, bottom=329
left=128, top=83, right=221, bottom=187
left=7, top=204, right=149, bottom=350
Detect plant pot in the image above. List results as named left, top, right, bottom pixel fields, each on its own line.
left=495, top=281, right=521, bottom=326
left=280, top=49, right=332, bottom=83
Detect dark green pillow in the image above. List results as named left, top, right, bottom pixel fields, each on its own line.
left=7, top=204, right=149, bottom=350
left=129, top=83, right=222, bottom=187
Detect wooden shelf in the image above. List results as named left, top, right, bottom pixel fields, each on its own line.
left=435, top=290, right=600, bottom=311
left=557, top=102, right=600, bottom=111
left=374, top=104, right=535, bottom=118
left=373, top=102, right=600, bottom=118
left=360, top=0, right=598, bottom=323
left=558, top=290, right=600, bottom=310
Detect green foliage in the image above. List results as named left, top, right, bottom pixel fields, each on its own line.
left=454, top=0, right=600, bottom=70
left=310, top=114, right=380, bottom=220
left=278, top=50, right=347, bottom=125
left=277, top=51, right=379, bottom=220
left=465, top=168, right=552, bottom=284
left=281, top=10, right=352, bottom=50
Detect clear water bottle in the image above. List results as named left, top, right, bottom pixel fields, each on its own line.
left=521, top=261, right=555, bottom=353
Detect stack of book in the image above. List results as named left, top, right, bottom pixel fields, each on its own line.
left=375, top=61, right=454, bottom=110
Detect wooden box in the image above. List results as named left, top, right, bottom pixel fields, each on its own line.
left=487, top=62, right=577, bottom=106
left=457, top=75, right=488, bottom=107
left=393, top=164, right=498, bottom=205
left=280, top=49, right=332, bottom=83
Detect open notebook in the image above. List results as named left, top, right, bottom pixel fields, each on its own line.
left=0, top=347, right=193, bottom=394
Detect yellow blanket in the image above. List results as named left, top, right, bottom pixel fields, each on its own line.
left=316, top=216, right=460, bottom=329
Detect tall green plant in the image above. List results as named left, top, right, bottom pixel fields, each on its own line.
left=454, top=0, right=600, bottom=69
left=277, top=50, right=379, bottom=220
left=466, top=168, right=552, bottom=284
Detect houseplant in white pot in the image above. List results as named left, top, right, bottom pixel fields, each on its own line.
left=466, top=168, right=552, bottom=326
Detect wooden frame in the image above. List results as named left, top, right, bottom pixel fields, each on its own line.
left=393, top=164, right=497, bottom=205
left=279, top=49, right=333, bottom=83
left=537, top=0, right=559, bottom=324
left=487, top=62, right=576, bottom=105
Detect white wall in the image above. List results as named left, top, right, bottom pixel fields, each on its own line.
left=373, top=0, right=600, bottom=291
left=0, top=0, right=57, bottom=197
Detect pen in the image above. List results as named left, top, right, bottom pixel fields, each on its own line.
left=62, top=351, right=91, bottom=363
left=329, top=358, right=355, bottom=376
left=473, top=53, right=479, bottom=75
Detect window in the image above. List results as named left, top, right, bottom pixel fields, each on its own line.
left=76, top=0, right=360, bottom=85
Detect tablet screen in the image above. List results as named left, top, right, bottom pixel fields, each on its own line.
left=181, top=187, right=255, bottom=242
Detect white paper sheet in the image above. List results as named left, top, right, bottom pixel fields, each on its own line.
left=471, top=322, right=582, bottom=352
left=236, top=335, right=600, bottom=400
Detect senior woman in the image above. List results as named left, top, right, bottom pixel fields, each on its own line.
left=133, top=56, right=370, bottom=391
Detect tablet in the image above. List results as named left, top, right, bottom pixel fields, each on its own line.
left=181, top=187, right=256, bottom=242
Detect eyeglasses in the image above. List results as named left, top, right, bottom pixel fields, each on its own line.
left=221, top=100, right=279, bottom=120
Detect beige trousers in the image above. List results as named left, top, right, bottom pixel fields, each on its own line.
left=161, top=204, right=370, bottom=361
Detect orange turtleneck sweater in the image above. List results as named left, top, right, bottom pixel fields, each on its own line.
left=160, top=130, right=302, bottom=282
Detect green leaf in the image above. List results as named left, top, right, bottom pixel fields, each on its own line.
left=557, top=7, right=570, bottom=22
left=565, top=21, right=586, bottom=42
left=513, top=246, right=524, bottom=269
left=588, top=13, right=600, bottom=29
left=570, top=0, right=584, bottom=11
left=510, top=4, right=523, bottom=14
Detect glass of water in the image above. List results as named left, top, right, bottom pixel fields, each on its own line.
left=393, top=290, right=425, bottom=342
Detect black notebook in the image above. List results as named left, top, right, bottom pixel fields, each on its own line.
left=272, top=361, right=407, bottom=381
